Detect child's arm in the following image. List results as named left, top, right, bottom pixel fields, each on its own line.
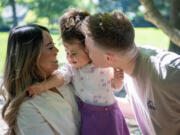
left=27, top=72, right=65, bottom=97
left=111, top=68, right=124, bottom=90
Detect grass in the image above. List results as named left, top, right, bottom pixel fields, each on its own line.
left=0, top=32, right=8, bottom=76
left=135, top=27, right=169, bottom=49
left=0, top=27, right=170, bottom=76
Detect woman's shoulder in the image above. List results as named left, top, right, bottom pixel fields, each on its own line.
left=18, top=93, right=51, bottom=114
left=17, top=98, right=43, bottom=124
left=17, top=98, right=39, bottom=118
left=19, top=98, right=34, bottom=109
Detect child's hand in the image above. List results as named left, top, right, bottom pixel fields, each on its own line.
left=27, top=83, right=46, bottom=98
left=111, top=68, right=124, bottom=90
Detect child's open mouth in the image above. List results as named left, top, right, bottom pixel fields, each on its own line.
left=72, top=61, right=77, bottom=64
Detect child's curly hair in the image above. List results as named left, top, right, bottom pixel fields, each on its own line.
left=60, top=8, right=90, bottom=46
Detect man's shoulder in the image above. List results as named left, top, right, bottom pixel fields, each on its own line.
left=138, top=46, right=163, bottom=56
left=135, top=46, right=180, bottom=81
left=138, top=46, right=180, bottom=66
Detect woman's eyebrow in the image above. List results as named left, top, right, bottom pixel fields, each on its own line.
left=46, top=41, right=53, bottom=46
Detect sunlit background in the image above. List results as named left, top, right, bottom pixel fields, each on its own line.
left=0, top=0, right=170, bottom=76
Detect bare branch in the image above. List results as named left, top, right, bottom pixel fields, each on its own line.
left=139, top=0, right=180, bottom=47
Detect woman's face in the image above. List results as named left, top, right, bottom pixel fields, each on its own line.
left=39, top=30, right=59, bottom=76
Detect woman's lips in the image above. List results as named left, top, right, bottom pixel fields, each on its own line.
left=53, top=60, right=58, bottom=63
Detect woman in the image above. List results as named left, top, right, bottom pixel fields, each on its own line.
left=2, top=24, right=80, bottom=135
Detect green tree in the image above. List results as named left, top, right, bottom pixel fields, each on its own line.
left=1, top=0, right=96, bottom=28
left=9, top=0, right=17, bottom=26
left=21, top=0, right=95, bottom=23
left=96, top=0, right=180, bottom=53
left=168, top=0, right=180, bottom=54
left=26, top=0, right=76, bottom=23
left=94, top=0, right=170, bottom=27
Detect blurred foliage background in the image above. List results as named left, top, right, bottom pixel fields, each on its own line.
left=0, top=0, right=174, bottom=75
left=0, top=0, right=171, bottom=31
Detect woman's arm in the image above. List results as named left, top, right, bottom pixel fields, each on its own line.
left=16, top=102, right=58, bottom=135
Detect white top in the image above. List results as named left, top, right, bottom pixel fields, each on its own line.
left=125, top=46, right=180, bottom=135
left=15, top=84, right=81, bottom=135
left=60, top=63, right=115, bottom=106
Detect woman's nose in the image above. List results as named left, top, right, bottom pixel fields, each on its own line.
left=54, top=46, right=59, bottom=54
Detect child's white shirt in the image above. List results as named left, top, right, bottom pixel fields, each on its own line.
left=59, top=63, right=116, bottom=106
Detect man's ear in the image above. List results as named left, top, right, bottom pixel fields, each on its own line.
left=105, top=53, right=116, bottom=63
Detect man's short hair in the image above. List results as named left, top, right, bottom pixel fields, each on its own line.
left=86, top=11, right=135, bottom=51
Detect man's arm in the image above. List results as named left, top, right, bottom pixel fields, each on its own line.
left=116, top=96, right=135, bottom=118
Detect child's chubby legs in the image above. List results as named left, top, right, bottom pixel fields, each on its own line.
left=76, top=97, right=130, bottom=135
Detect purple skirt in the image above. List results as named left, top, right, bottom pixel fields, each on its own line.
left=76, top=97, right=130, bottom=135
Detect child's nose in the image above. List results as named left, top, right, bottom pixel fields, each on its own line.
left=85, top=47, right=89, bottom=54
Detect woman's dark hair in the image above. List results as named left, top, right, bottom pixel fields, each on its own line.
left=2, top=24, right=49, bottom=135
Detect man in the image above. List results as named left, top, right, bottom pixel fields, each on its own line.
left=82, top=12, right=180, bottom=135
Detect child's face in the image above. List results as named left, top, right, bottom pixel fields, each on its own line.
left=64, top=41, right=91, bottom=68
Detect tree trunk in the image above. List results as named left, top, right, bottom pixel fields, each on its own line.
left=168, top=0, right=180, bottom=54
left=139, top=0, right=180, bottom=47
left=9, top=0, right=18, bottom=27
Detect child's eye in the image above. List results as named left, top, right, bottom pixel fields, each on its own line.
left=72, top=53, right=76, bottom=55
left=71, top=53, right=77, bottom=56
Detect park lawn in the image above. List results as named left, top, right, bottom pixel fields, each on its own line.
left=135, top=27, right=169, bottom=49
left=0, top=27, right=169, bottom=75
left=0, top=32, right=9, bottom=76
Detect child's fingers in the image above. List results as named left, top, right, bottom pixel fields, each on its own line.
left=27, top=88, right=33, bottom=97
left=36, top=89, right=42, bottom=95
left=114, top=68, right=123, bottom=75
left=114, top=68, right=123, bottom=72
left=114, top=72, right=124, bottom=79
left=31, top=94, right=36, bottom=98
left=28, top=90, right=32, bottom=97
left=31, top=90, right=38, bottom=98
left=28, top=88, right=37, bottom=96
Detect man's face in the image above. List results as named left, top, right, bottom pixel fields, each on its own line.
left=85, top=35, right=110, bottom=67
